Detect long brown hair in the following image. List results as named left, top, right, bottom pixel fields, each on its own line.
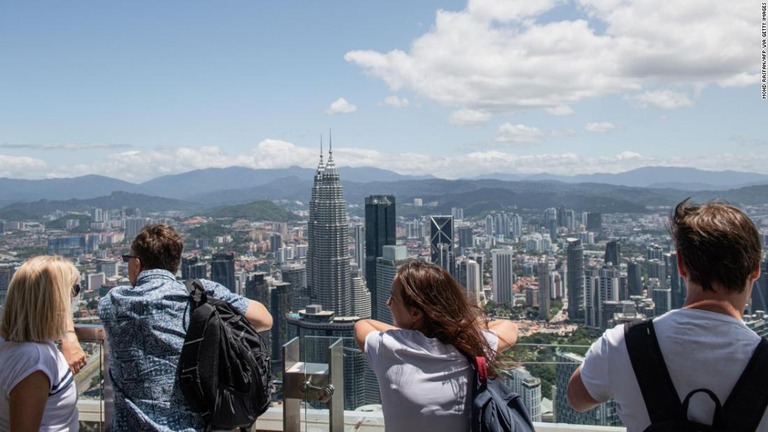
left=396, top=260, right=494, bottom=361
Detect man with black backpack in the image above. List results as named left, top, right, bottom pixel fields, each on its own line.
left=567, top=199, right=768, bottom=431
left=99, top=224, right=273, bottom=431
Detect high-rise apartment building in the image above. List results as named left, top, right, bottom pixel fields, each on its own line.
left=270, top=233, right=283, bottom=254
left=451, top=207, right=464, bottom=221
left=375, top=245, right=409, bottom=323
left=181, top=255, right=208, bottom=280
left=307, top=143, right=356, bottom=316
left=47, top=236, right=87, bottom=257
left=492, top=249, right=515, bottom=306
left=211, top=251, right=236, bottom=292
left=456, top=257, right=482, bottom=304
left=364, top=195, right=396, bottom=318
left=554, top=352, right=621, bottom=426
left=668, top=251, right=686, bottom=309
left=626, top=259, right=643, bottom=297
left=503, top=367, right=542, bottom=422
left=538, top=258, right=551, bottom=320
left=0, top=264, right=15, bottom=307
left=353, top=224, right=365, bottom=271
left=124, top=217, right=150, bottom=241
left=604, top=240, right=620, bottom=266
left=270, top=281, right=293, bottom=364
left=429, top=215, right=454, bottom=276
left=484, top=215, right=495, bottom=236
left=457, top=226, right=474, bottom=256
left=281, top=263, right=307, bottom=305
left=567, top=238, right=585, bottom=322
left=653, top=288, right=672, bottom=315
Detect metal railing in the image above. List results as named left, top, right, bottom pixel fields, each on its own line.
left=73, top=326, right=623, bottom=432
left=73, top=324, right=112, bottom=431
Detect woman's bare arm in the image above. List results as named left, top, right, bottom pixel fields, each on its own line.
left=487, top=319, right=519, bottom=352
left=354, top=319, right=399, bottom=351
left=9, top=371, right=50, bottom=431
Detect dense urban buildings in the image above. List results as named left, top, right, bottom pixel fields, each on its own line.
left=4, top=170, right=768, bottom=430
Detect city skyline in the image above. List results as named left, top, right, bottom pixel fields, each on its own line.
left=1, top=0, right=765, bottom=183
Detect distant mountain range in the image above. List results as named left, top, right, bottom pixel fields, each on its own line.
left=476, top=167, right=768, bottom=190
left=2, top=166, right=768, bottom=219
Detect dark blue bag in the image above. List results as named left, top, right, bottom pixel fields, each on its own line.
left=470, top=356, right=536, bottom=432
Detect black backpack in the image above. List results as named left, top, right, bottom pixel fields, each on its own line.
left=625, top=320, right=768, bottom=432
left=469, top=356, right=536, bottom=432
left=179, top=279, right=272, bottom=432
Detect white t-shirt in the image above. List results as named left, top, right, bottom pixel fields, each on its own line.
left=0, top=339, right=79, bottom=431
left=365, top=329, right=498, bottom=432
left=580, top=308, right=768, bottom=432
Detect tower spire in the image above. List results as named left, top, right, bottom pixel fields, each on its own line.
left=328, top=129, right=333, bottom=159
left=316, top=135, right=325, bottom=173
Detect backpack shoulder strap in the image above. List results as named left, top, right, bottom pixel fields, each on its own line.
left=721, top=338, right=768, bottom=431
left=624, top=319, right=685, bottom=424
left=184, top=279, right=207, bottom=307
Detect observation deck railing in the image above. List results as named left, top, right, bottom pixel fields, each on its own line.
left=73, top=326, right=625, bottom=432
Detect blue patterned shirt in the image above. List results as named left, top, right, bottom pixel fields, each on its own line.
left=98, top=269, right=249, bottom=431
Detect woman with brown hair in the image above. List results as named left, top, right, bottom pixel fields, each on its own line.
left=0, top=256, right=83, bottom=431
left=355, top=260, right=518, bottom=432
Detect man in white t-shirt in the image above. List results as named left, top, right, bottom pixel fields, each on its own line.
left=566, top=199, right=768, bottom=431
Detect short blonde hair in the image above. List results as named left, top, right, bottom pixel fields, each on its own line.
left=0, top=256, right=79, bottom=342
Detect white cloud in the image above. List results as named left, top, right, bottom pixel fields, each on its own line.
left=718, top=72, right=759, bottom=87
left=495, top=123, right=545, bottom=143
left=585, top=122, right=616, bottom=133
left=345, top=0, right=754, bottom=113
left=12, top=143, right=768, bottom=182
left=546, top=105, right=574, bottom=116
left=449, top=109, right=491, bottom=126
left=628, top=90, right=693, bottom=109
left=382, top=96, right=410, bottom=108
left=326, top=97, right=358, bottom=115
left=0, top=155, right=47, bottom=178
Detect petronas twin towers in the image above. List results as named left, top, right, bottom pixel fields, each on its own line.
left=306, top=137, right=354, bottom=316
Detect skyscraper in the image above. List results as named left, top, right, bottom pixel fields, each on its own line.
left=457, top=226, right=474, bottom=256
left=353, top=224, right=365, bottom=271
left=211, top=251, right=236, bottom=292
left=270, top=281, right=293, bottom=363
left=181, top=255, right=208, bottom=280
left=604, top=240, right=620, bottom=267
left=538, top=258, right=551, bottom=320
left=375, top=245, right=409, bottom=324
left=429, top=215, right=454, bottom=275
left=492, top=249, right=515, bottom=306
left=364, top=195, right=396, bottom=318
left=627, top=259, right=643, bottom=297
left=0, top=264, right=15, bottom=307
left=567, top=238, right=585, bottom=322
left=554, top=352, right=621, bottom=426
left=307, top=140, right=355, bottom=316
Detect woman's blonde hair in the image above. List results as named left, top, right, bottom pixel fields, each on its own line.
left=0, top=255, right=79, bottom=342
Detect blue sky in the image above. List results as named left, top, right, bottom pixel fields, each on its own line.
left=0, top=0, right=764, bottom=183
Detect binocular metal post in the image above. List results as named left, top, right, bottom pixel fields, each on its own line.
left=283, top=337, right=345, bottom=432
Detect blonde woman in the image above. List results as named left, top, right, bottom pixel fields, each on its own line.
left=0, top=256, right=83, bottom=431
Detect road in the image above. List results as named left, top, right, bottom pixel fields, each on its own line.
left=76, top=351, right=103, bottom=394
